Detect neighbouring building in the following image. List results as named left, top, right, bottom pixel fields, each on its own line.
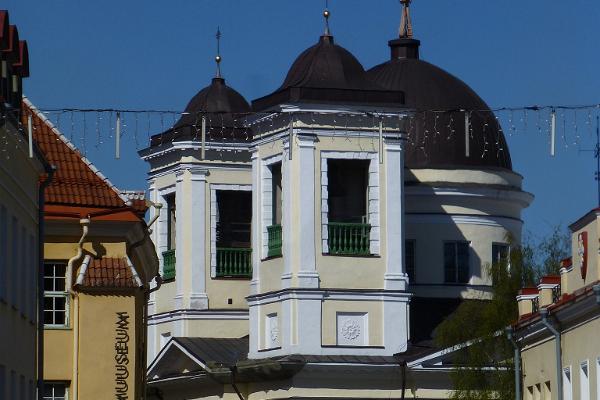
left=513, top=208, right=600, bottom=400
left=0, top=11, right=49, bottom=400
left=142, top=2, right=532, bottom=399
left=22, top=98, right=160, bottom=400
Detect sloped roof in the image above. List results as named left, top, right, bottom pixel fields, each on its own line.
left=79, top=257, right=141, bottom=289
left=22, top=98, right=141, bottom=210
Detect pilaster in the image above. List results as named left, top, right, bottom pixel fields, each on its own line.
left=293, top=134, right=319, bottom=288
left=383, top=138, right=409, bottom=290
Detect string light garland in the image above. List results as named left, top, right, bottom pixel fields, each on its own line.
left=3, top=103, right=600, bottom=161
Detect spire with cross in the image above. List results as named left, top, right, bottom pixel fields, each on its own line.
left=399, top=0, right=413, bottom=38
left=215, top=27, right=222, bottom=78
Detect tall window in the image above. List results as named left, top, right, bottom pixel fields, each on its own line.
left=580, top=361, right=590, bottom=400
left=405, top=240, right=416, bottom=282
left=0, top=365, right=5, bottom=400
left=270, top=162, right=282, bottom=225
left=11, top=216, right=18, bottom=306
left=0, top=205, right=6, bottom=301
left=43, top=383, right=67, bottom=400
left=43, top=263, right=68, bottom=327
left=563, top=366, right=572, bottom=400
left=444, top=241, right=470, bottom=283
left=492, top=243, right=509, bottom=266
left=327, top=159, right=368, bottom=223
left=491, top=243, right=510, bottom=284
left=166, top=194, right=176, bottom=251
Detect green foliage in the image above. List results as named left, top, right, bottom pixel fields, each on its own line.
left=434, top=227, right=570, bottom=399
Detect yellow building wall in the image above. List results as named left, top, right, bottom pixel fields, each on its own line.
left=78, top=292, right=143, bottom=400
left=43, top=238, right=147, bottom=399
left=522, top=317, right=600, bottom=400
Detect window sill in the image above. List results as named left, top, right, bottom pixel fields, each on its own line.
left=258, top=346, right=281, bottom=352
left=321, top=345, right=385, bottom=349
left=212, top=276, right=252, bottom=281
left=261, top=255, right=283, bottom=261
left=322, top=253, right=381, bottom=259
left=44, top=325, right=72, bottom=330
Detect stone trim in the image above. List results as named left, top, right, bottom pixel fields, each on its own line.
left=320, top=151, right=380, bottom=255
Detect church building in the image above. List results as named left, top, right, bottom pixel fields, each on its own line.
left=141, top=2, right=532, bottom=398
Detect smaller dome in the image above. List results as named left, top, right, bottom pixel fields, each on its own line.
left=253, top=35, right=403, bottom=110
left=150, top=77, right=251, bottom=146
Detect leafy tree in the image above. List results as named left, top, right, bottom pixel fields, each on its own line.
left=434, top=227, right=570, bottom=400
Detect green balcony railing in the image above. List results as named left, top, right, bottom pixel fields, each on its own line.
left=267, top=224, right=282, bottom=257
left=162, top=249, right=176, bottom=280
left=216, top=248, right=252, bottom=278
left=327, top=222, right=371, bottom=256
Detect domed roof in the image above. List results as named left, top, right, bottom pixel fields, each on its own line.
left=367, top=38, right=512, bottom=171
left=253, top=35, right=404, bottom=110
left=150, top=77, right=251, bottom=146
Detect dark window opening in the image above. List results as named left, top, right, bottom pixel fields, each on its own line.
left=327, top=159, right=371, bottom=256
left=327, top=159, right=369, bottom=223
left=216, top=190, right=252, bottom=278
left=405, top=240, right=416, bottom=282
left=444, top=241, right=470, bottom=284
left=270, top=163, right=282, bottom=225
left=267, top=162, right=283, bottom=258
left=216, top=191, right=252, bottom=248
left=166, top=194, right=176, bottom=250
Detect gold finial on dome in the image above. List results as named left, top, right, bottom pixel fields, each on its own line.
left=323, top=0, right=331, bottom=36
left=215, top=27, right=222, bottom=78
left=399, top=0, right=414, bottom=38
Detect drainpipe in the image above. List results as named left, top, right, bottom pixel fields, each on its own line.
left=37, top=166, right=55, bottom=400
left=505, top=326, right=521, bottom=400
left=68, top=218, right=90, bottom=400
left=540, top=308, right=562, bottom=400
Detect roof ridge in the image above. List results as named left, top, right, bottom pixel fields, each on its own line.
left=22, top=96, right=130, bottom=205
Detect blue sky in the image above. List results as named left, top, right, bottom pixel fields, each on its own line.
left=6, top=0, right=600, bottom=240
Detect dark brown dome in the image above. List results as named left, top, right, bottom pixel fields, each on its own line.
left=367, top=38, right=512, bottom=170
left=253, top=35, right=404, bottom=110
left=150, top=77, right=251, bottom=146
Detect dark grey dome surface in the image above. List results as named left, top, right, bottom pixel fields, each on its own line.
left=150, top=77, right=251, bottom=146
left=367, top=39, right=512, bottom=170
left=253, top=35, right=404, bottom=111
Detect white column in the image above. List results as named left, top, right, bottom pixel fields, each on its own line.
left=188, top=167, right=209, bottom=309
left=384, top=138, right=408, bottom=290
left=295, top=134, right=319, bottom=288
left=173, top=170, right=186, bottom=309
left=250, top=150, right=261, bottom=295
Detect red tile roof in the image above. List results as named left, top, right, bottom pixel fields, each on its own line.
left=22, top=98, right=144, bottom=210
left=80, top=257, right=141, bottom=289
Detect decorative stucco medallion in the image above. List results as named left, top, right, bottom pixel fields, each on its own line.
left=341, top=319, right=361, bottom=341
left=270, top=326, right=279, bottom=342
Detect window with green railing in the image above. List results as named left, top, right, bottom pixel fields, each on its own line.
left=162, top=249, right=176, bottom=280
left=216, top=248, right=252, bottom=278
left=327, top=222, right=371, bottom=256
left=215, top=191, right=252, bottom=278
left=267, top=224, right=282, bottom=257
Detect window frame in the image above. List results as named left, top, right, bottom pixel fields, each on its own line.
left=43, top=262, right=69, bottom=328
left=43, top=381, right=69, bottom=400
left=443, top=241, right=470, bottom=284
